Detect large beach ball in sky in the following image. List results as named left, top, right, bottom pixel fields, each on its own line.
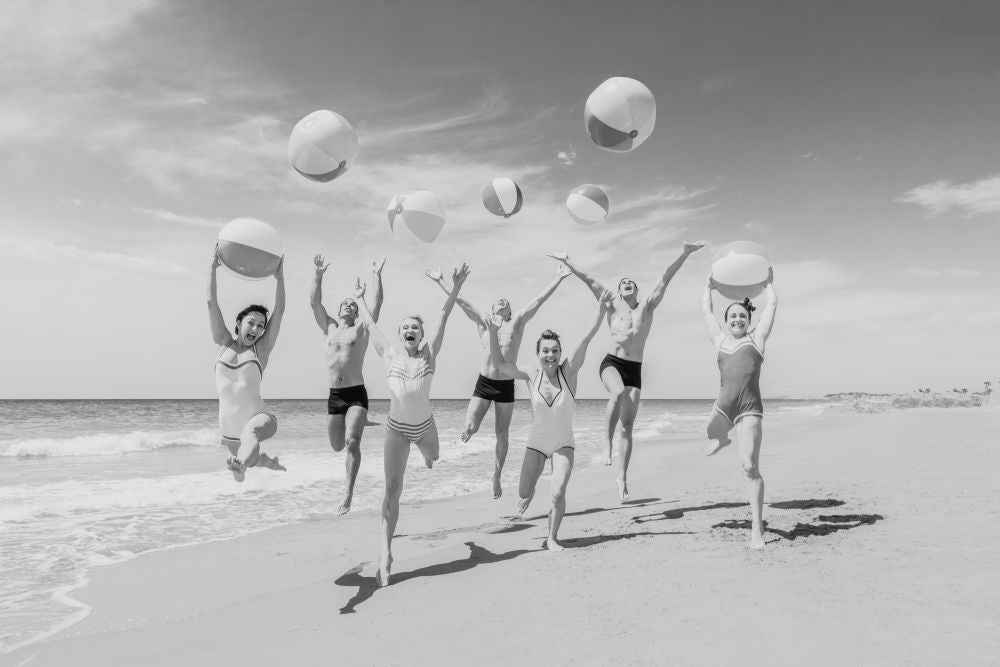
left=584, top=77, right=656, bottom=152
left=711, top=241, right=772, bottom=300
left=387, top=190, right=446, bottom=243
left=566, top=184, right=610, bottom=226
left=217, top=218, right=283, bottom=280
left=288, top=110, right=358, bottom=182
left=482, top=177, right=523, bottom=218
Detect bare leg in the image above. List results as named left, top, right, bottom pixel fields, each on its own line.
left=600, top=367, right=626, bottom=466
left=337, top=406, right=367, bottom=515
left=460, top=396, right=491, bottom=442
left=735, top=416, right=766, bottom=549
left=492, top=402, right=515, bottom=499
left=257, top=453, right=286, bottom=471
left=414, top=421, right=440, bottom=469
left=546, top=447, right=574, bottom=551
left=230, top=414, right=279, bottom=482
left=706, top=408, right=733, bottom=456
left=517, top=449, right=547, bottom=516
left=379, top=429, right=410, bottom=586
left=615, top=387, right=640, bottom=502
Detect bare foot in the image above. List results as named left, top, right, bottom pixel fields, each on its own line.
left=337, top=494, right=353, bottom=516
left=750, top=528, right=766, bottom=550
left=545, top=537, right=565, bottom=552
left=423, top=455, right=434, bottom=469
left=376, top=554, right=393, bottom=587
left=492, top=473, right=503, bottom=499
left=617, top=477, right=630, bottom=502
left=601, top=448, right=612, bottom=466
left=260, top=454, right=286, bottom=471
left=459, top=428, right=472, bottom=443
left=226, top=456, right=246, bottom=483
left=516, top=495, right=532, bottom=515
left=706, top=437, right=731, bottom=456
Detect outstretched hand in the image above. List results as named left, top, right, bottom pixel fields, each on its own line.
left=683, top=240, right=706, bottom=255
left=423, top=267, right=444, bottom=283
left=556, top=263, right=571, bottom=279
left=547, top=251, right=569, bottom=264
left=372, top=257, right=387, bottom=275
left=314, top=254, right=331, bottom=274
left=451, top=263, right=471, bottom=287
left=353, top=277, right=366, bottom=299
left=599, top=289, right=615, bottom=308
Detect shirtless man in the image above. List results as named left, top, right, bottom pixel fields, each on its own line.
left=425, top=263, right=571, bottom=498
left=548, top=242, right=704, bottom=501
left=310, top=254, right=385, bottom=515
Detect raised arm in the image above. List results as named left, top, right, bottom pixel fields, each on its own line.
left=646, top=241, right=705, bottom=309
left=546, top=251, right=609, bottom=302
left=354, top=279, right=392, bottom=358
left=366, top=257, right=386, bottom=322
left=207, top=247, right=233, bottom=346
left=426, top=263, right=470, bottom=358
left=256, top=258, right=285, bottom=361
left=310, top=254, right=335, bottom=331
left=702, top=277, right=725, bottom=347
left=424, top=267, right=485, bottom=330
left=753, top=270, right=778, bottom=346
left=563, top=295, right=610, bottom=385
left=514, top=263, right=572, bottom=324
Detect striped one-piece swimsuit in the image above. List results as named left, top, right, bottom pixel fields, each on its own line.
left=384, top=348, right=435, bottom=442
left=713, top=334, right=764, bottom=425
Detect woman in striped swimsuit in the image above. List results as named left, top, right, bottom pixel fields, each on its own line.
left=354, top=263, right=469, bottom=586
left=207, top=247, right=287, bottom=482
left=494, top=294, right=610, bottom=551
left=701, top=272, right=777, bottom=549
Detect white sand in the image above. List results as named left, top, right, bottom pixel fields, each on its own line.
left=4, top=408, right=998, bottom=666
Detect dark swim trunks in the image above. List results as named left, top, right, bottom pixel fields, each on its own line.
left=327, top=385, right=369, bottom=415
left=599, top=354, right=643, bottom=390
left=472, top=374, right=516, bottom=403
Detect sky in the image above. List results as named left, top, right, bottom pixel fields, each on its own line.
left=1, top=0, right=998, bottom=399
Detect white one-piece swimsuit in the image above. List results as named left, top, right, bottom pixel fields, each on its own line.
left=214, top=342, right=271, bottom=442
left=526, top=367, right=575, bottom=458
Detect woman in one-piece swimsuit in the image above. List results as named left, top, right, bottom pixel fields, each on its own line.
left=494, top=295, right=610, bottom=551
left=207, top=247, right=287, bottom=482
left=354, top=264, right=469, bottom=586
left=701, top=272, right=778, bottom=549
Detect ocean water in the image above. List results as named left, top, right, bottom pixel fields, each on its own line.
left=0, top=397, right=827, bottom=654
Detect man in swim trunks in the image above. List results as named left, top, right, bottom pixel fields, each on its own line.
left=311, top=254, right=385, bottom=515
left=548, top=242, right=705, bottom=501
left=425, top=263, right=571, bottom=499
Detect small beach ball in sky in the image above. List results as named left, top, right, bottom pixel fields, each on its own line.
left=482, top=177, right=524, bottom=218
left=288, top=110, right=358, bottom=182
left=566, top=184, right=609, bottom=225
left=584, top=77, right=656, bottom=152
left=387, top=190, right=446, bottom=243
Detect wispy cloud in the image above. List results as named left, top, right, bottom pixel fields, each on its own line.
left=557, top=147, right=577, bottom=167
left=0, top=232, right=198, bottom=279
left=743, top=220, right=771, bottom=235
left=906, top=267, right=981, bottom=278
left=132, top=208, right=226, bottom=230
left=896, top=175, right=1000, bottom=217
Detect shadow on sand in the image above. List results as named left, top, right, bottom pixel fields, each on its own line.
left=712, top=513, right=884, bottom=540
left=335, top=541, right=536, bottom=614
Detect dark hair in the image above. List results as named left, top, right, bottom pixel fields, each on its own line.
left=234, top=304, right=269, bottom=333
left=724, top=297, right=756, bottom=322
left=536, top=329, right=561, bottom=353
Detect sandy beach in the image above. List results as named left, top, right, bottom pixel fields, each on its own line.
left=4, top=406, right=998, bottom=667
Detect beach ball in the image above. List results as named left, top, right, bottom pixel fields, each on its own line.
left=566, top=184, right=610, bottom=226
left=387, top=190, right=446, bottom=243
left=288, top=110, right=358, bottom=182
left=711, top=241, right=771, bottom=300
left=482, top=177, right=523, bottom=218
left=217, top=218, right=283, bottom=280
left=584, top=77, right=656, bottom=152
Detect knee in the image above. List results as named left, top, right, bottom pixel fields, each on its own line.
left=608, top=387, right=626, bottom=401
left=741, top=459, right=760, bottom=479
left=464, top=421, right=479, bottom=435
left=384, top=480, right=404, bottom=500
left=330, top=438, right=346, bottom=452
left=345, top=436, right=361, bottom=454
left=551, top=489, right=566, bottom=506
left=494, top=424, right=509, bottom=440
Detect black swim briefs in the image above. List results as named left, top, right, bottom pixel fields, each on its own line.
left=599, top=354, right=642, bottom=390
left=472, top=374, right=516, bottom=403
left=327, top=384, right=369, bottom=415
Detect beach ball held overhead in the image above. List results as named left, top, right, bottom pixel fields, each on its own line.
left=566, top=184, right=609, bottom=226
left=288, top=110, right=358, bottom=182
left=584, top=77, right=656, bottom=152
left=482, top=177, right=523, bottom=218
left=711, top=241, right=772, bottom=300
left=387, top=190, right=446, bottom=243
left=217, top=218, right=283, bottom=280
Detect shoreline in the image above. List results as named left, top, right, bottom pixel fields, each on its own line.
left=4, top=408, right=999, bottom=665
